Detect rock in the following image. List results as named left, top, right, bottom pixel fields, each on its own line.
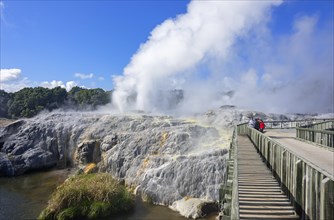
left=100, top=134, right=118, bottom=152
left=135, top=149, right=227, bottom=205
left=170, top=197, right=217, bottom=219
left=0, top=152, right=14, bottom=176
left=76, top=140, right=101, bottom=165
left=0, top=108, right=305, bottom=218
left=0, top=120, right=25, bottom=141
left=17, top=148, right=57, bottom=175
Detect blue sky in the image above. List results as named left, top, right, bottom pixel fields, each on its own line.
left=0, top=0, right=333, bottom=98
left=1, top=0, right=188, bottom=91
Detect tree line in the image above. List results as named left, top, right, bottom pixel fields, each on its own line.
left=0, top=87, right=112, bottom=118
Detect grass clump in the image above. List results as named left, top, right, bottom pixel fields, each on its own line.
left=38, top=173, right=134, bottom=220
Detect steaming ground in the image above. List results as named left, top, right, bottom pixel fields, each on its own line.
left=112, top=0, right=333, bottom=115
left=1, top=1, right=332, bottom=218
left=0, top=108, right=232, bottom=218
left=1, top=106, right=332, bottom=218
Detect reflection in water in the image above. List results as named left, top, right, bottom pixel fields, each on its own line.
left=0, top=169, right=217, bottom=220
left=0, top=169, right=73, bottom=220
left=112, top=197, right=186, bottom=220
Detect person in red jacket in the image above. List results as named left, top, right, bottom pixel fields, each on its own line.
left=259, top=119, right=265, bottom=133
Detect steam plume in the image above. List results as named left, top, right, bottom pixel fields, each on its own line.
left=113, top=0, right=333, bottom=114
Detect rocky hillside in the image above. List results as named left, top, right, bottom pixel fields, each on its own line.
left=0, top=111, right=231, bottom=207
left=1, top=106, right=328, bottom=218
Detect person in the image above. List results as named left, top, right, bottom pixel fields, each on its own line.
left=259, top=119, right=265, bottom=133
left=254, top=118, right=260, bottom=131
left=248, top=117, right=255, bottom=128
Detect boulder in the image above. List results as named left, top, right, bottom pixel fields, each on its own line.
left=0, top=152, right=14, bottom=176
left=170, top=197, right=218, bottom=219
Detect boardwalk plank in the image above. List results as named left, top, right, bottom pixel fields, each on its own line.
left=237, top=135, right=299, bottom=220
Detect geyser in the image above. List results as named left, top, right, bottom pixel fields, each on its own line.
left=112, top=0, right=333, bottom=114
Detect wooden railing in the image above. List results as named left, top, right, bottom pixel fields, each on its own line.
left=296, top=128, right=334, bottom=148
left=220, top=127, right=239, bottom=220
left=296, top=120, right=334, bottom=148
left=238, top=123, right=334, bottom=220
left=264, top=118, right=333, bottom=129
left=300, top=120, right=334, bottom=130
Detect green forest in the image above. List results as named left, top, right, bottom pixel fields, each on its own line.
left=0, top=87, right=111, bottom=119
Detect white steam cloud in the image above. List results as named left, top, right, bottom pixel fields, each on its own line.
left=113, top=0, right=333, bottom=114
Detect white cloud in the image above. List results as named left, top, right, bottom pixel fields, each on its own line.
left=1, top=77, right=30, bottom=92
left=0, top=68, right=30, bottom=92
left=74, top=73, right=94, bottom=79
left=40, top=80, right=78, bottom=91
left=98, top=76, right=105, bottom=81
left=0, top=68, right=79, bottom=93
left=65, top=81, right=78, bottom=91
left=40, top=80, right=64, bottom=88
left=0, top=68, right=22, bottom=82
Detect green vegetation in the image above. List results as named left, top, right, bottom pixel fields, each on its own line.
left=0, top=87, right=112, bottom=119
left=38, top=173, right=134, bottom=220
left=0, top=90, right=12, bottom=118
left=7, top=87, right=67, bottom=118
left=68, top=87, right=111, bottom=109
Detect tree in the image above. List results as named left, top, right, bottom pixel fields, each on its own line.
left=3, top=86, right=110, bottom=118
left=7, top=87, right=67, bottom=118
left=49, top=87, right=67, bottom=109
left=0, top=90, right=12, bottom=118
left=68, top=87, right=111, bottom=109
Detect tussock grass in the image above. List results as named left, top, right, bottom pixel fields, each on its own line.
left=39, top=173, right=134, bottom=220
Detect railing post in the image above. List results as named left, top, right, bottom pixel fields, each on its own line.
left=280, top=150, right=286, bottom=187
left=267, top=139, right=270, bottom=165
left=307, top=167, right=316, bottom=219
left=294, top=160, right=303, bottom=206
left=305, top=166, right=310, bottom=217
left=320, top=177, right=334, bottom=220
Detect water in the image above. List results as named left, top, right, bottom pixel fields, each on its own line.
left=0, top=169, right=73, bottom=220
left=0, top=169, right=217, bottom=220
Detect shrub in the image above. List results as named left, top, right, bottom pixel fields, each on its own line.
left=38, top=173, right=134, bottom=220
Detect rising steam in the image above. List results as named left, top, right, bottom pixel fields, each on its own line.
left=112, top=0, right=333, bottom=114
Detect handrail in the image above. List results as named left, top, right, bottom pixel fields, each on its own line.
left=239, top=124, right=334, bottom=179
left=263, top=118, right=334, bottom=129
left=297, top=127, right=334, bottom=134
left=264, top=118, right=333, bottom=123
left=300, top=120, right=334, bottom=130
left=238, top=124, right=334, bottom=219
left=230, top=129, right=239, bottom=220
left=220, top=119, right=334, bottom=219
left=296, top=121, right=334, bottom=148
left=220, top=126, right=239, bottom=220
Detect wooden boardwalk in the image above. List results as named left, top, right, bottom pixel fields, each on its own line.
left=265, top=129, right=334, bottom=178
left=237, top=135, right=299, bottom=219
